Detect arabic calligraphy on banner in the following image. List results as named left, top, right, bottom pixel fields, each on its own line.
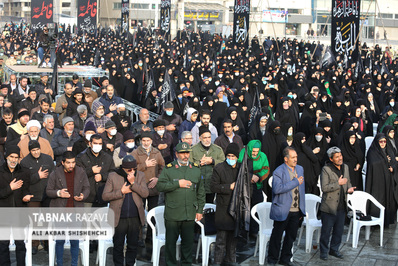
left=184, top=11, right=220, bottom=20
left=331, top=0, right=360, bottom=58
left=31, top=0, right=53, bottom=31
left=78, top=0, right=97, bottom=33
left=160, top=0, right=171, bottom=34
left=233, top=0, right=250, bottom=49
left=121, top=0, right=130, bottom=32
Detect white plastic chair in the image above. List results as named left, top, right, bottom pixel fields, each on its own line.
left=48, top=222, right=90, bottom=266
left=93, top=207, right=114, bottom=266
left=195, top=203, right=217, bottom=266
left=268, top=176, right=273, bottom=188
left=297, top=194, right=322, bottom=252
left=262, top=191, right=267, bottom=202
left=365, top=136, right=374, bottom=156
left=251, top=202, right=273, bottom=265
left=346, top=191, right=385, bottom=248
left=147, top=205, right=181, bottom=266
left=362, top=162, right=367, bottom=191
left=373, top=123, right=378, bottom=136
left=9, top=222, right=32, bottom=266
left=317, top=176, right=322, bottom=197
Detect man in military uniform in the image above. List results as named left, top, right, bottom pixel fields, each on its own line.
left=156, top=142, right=205, bottom=266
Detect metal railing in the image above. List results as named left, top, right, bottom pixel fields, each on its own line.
left=122, top=99, right=160, bottom=123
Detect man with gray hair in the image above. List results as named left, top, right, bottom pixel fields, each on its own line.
left=267, top=146, right=305, bottom=265
left=40, top=114, right=61, bottom=144
left=181, top=131, right=193, bottom=147
left=319, top=146, right=356, bottom=261
left=72, top=104, right=92, bottom=136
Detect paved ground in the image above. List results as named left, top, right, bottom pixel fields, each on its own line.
left=13, top=221, right=398, bottom=265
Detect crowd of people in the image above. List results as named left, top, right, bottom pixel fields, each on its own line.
left=0, top=21, right=397, bottom=265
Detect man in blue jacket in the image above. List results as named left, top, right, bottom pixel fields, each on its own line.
left=268, top=146, right=305, bottom=266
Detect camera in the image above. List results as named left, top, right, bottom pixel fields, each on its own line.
left=47, top=23, right=58, bottom=43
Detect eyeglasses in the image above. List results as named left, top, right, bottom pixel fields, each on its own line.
left=379, top=140, right=387, bottom=144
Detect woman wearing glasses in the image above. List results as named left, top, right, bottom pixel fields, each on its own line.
left=366, top=133, right=398, bottom=227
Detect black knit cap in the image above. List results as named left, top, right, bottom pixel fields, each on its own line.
left=121, top=155, right=137, bottom=169
left=199, top=125, right=210, bottom=136
left=225, top=143, right=240, bottom=158
left=153, top=119, right=166, bottom=128
left=140, top=131, right=152, bottom=140
left=28, top=140, right=41, bottom=151
left=5, top=146, right=20, bottom=158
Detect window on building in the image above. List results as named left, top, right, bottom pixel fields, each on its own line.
left=380, top=13, right=393, bottom=19
left=24, top=2, right=30, bottom=7
left=131, top=4, right=149, bottom=9
left=62, top=2, right=71, bottom=7
left=114, top=3, right=122, bottom=9
left=287, top=9, right=302, bottom=14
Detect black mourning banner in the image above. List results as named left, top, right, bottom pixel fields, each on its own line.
left=331, top=0, right=360, bottom=59
left=77, top=0, right=97, bottom=33
left=31, top=0, right=53, bottom=31
left=121, top=0, right=130, bottom=32
left=233, top=0, right=250, bottom=49
left=160, top=0, right=171, bottom=35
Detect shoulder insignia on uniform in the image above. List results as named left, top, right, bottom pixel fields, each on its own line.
left=193, top=163, right=199, bottom=167
left=175, top=164, right=179, bottom=169
left=166, top=163, right=173, bottom=168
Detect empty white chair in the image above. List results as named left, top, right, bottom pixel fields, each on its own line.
left=346, top=191, right=384, bottom=248
left=317, top=176, right=322, bottom=197
left=9, top=223, right=32, bottom=266
left=262, top=191, right=267, bottom=202
left=251, top=202, right=273, bottom=265
left=297, top=194, right=322, bottom=252
left=147, top=206, right=181, bottom=266
left=362, top=162, right=367, bottom=191
left=195, top=203, right=217, bottom=266
left=373, top=123, right=378, bottom=136
left=93, top=207, right=114, bottom=266
left=365, top=136, right=374, bottom=156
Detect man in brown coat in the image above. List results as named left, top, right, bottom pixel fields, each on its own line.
left=18, top=119, right=54, bottom=160
left=132, top=131, right=165, bottom=241
left=102, top=155, right=149, bottom=266
left=46, top=151, right=90, bottom=266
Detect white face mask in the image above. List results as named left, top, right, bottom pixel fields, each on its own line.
left=92, top=144, right=102, bottom=153
left=390, top=102, right=395, bottom=107
left=110, top=129, right=117, bottom=136
left=85, top=134, right=93, bottom=141
left=157, top=129, right=165, bottom=136
left=322, top=98, right=327, bottom=102
left=126, top=142, right=135, bottom=149
left=215, top=81, right=220, bottom=86
left=315, top=135, right=323, bottom=142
